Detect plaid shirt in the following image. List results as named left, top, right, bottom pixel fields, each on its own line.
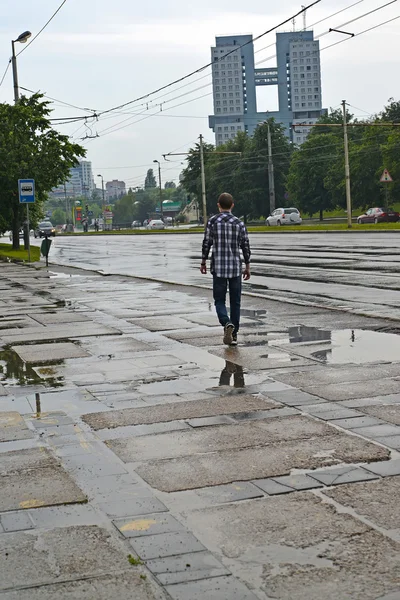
left=202, top=212, right=251, bottom=278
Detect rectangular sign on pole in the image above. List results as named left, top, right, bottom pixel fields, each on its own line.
left=18, top=179, right=35, bottom=203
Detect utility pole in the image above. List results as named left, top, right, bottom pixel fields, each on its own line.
left=342, top=100, right=352, bottom=229
left=153, top=160, right=164, bottom=219
left=199, top=134, right=207, bottom=227
left=267, top=123, right=276, bottom=215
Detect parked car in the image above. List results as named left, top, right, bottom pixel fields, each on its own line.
left=266, top=207, right=302, bottom=226
left=34, top=221, right=56, bottom=238
left=147, top=219, right=165, bottom=230
left=131, top=220, right=142, bottom=228
left=165, top=217, right=173, bottom=225
left=9, top=229, right=24, bottom=241
left=357, top=207, right=399, bottom=224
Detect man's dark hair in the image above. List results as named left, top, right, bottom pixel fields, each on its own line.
left=218, top=193, right=234, bottom=209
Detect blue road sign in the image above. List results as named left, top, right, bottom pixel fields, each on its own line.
left=18, top=179, right=35, bottom=204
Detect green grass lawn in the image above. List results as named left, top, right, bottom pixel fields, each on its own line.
left=0, top=243, right=40, bottom=262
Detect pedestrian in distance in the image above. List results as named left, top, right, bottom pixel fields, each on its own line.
left=200, top=192, right=251, bottom=346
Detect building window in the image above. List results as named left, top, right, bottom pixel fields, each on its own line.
left=217, top=126, right=222, bottom=131
left=225, top=134, right=229, bottom=138
left=236, top=99, right=240, bottom=104
left=295, top=103, right=299, bottom=107
left=229, top=100, right=234, bottom=104
left=216, top=108, right=221, bottom=113
left=222, top=93, right=227, bottom=98
left=228, top=78, right=232, bottom=83
left=223, top=100, right=227, bottom=105
left=230, top=107, right=235, bottom=112
left=216, top=86, right=220, bottom=91
left=224, top=126, right=228, bottom=131
left=215, top=101, right=220, bottom=106
left=228, top=85, right=233, bottom=90
left=300, top=74, right=305, bottom=78
left=293, top=51, right=297, bottom=57
left=235, top=85, right=240, bottom=89
left=229, top=92, right=233, bottom=97
left=314, top=94, right=319, bottom=99
left=216, top=93, right=220, bottom=98
left=313, top=58, right=318, bottom=63
left=231, top=126, right=235, bottom=131
left=293, top=67, right=298, bottom=72
left=223, top=108, right=227, bottom=112
left=307, top=66, right=311, bottom=70
left=302, top=102, right=306, bottom=106
left=222, top=85, right=226, bottom=90
left=221, top=71, right=226, bottom=76
left=235, top=78, right=239, bottom=82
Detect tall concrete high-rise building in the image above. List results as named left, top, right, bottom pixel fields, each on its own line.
left=209, top=30, right=326, bottom=146
left=71, top=160, right=95, bottom=199
left=106, top=180, right=126, bottom=201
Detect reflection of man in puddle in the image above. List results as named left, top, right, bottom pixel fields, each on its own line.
left=219, top=361, right=245, bottom=388
left=200, top=193, right=251, bottom=347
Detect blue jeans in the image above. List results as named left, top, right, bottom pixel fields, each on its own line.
left=213, top=276, right=242, bottom=333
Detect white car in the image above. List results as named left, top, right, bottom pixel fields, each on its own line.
left=147, top=219, right=165, bottom=230
left=266, top=208, right=302, bottom=226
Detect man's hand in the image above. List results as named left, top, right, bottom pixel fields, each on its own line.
left=243, top=264, right=251, bottom=281
left=200, top=262, right=207, bottom=274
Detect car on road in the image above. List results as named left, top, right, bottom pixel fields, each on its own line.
left=146, top=219, right=165, bottom=230
left=34, top=221, right=56, bottom=238
left=357, top=207, right=399, bottom=224
left=9, top=229, right=24, bottom=241
left=266, top=207, right=302, bottom=226
left=131, top=220, right=142, bottom=228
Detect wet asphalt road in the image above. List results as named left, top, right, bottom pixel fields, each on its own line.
left=36, top=232, right=400, bottom=319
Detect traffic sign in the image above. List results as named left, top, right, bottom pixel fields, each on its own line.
left=380, top=169, right=393, bottom=183
left=18, top=179, right=35, bottom=203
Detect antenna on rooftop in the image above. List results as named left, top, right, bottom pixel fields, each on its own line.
left=292, top=17, right=296, bottom=31
left=302, top=5, right=307, bottom=30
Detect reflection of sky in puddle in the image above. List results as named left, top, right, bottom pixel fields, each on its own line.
left=261, top=352, right=300, bottom=362
left=311, top=329, right=400, bottom=364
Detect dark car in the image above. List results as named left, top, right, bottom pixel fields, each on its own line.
left=34, top=221, right=56, bottom=238
left=357, top=207, right=399, bottom=224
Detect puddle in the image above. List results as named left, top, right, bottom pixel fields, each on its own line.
left=219, top=361, right=245, bottom=388
left=241, top=309, right=267, bottom=318
left=311, top=329, right=400, bottom=365
left=0, top=347, right=64, bottom=387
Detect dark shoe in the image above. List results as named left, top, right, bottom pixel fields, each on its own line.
left=230, top=332, right=238, bottom=347
left=223, top=323, right=234, bottom=346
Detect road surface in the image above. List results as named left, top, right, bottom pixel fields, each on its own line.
left=34, top=232, right=400, bottom=320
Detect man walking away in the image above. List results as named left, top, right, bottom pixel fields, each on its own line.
left=200, top=192, right=251, bottom=346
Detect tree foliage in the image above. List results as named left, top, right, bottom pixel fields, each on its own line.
left=0, top=94, right=85, bottom=247
left=144, top=168, right=157, bottom=189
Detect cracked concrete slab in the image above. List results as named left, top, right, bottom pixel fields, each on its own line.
left=183, top=494, right=400, bottom=600
left=27, top=311, right=89, bottom=324
left=134, top=433, right=388, bottom=491
left=1, top=323, right=120, bottom=344
left=0, top=448, right=86, bottom=512
left=359, top=404, right=400, bottom=425
left=324, top=476, right=400, bottom=530
left=304, top=378, right=400, bottom=401
left=129, top=317, right=197, bottom=331
left=11, top=342, right=90, bottom=363
left=210, top=346, right=313, bottom=369
left=0, top=526, right=161, bottom=599
left=83, top=396, right=276, bottom=430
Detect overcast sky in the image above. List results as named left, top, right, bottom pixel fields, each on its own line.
left=1, top=0, right=399, bottom=188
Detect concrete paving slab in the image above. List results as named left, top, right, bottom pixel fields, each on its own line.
left=0, top=511, right=35, bottom=532
left=231, top=407, right=299, bottom=421
left=271, top=474, right=323, bottom=491
left=339, top=394, right=400, bottom=408
left=353, top=423, right=400, bottom=438
left=183, top=494, right=400, bottom=600
left=333, top=416, right=383, bottom=429
left=363, top=459, right=400, bottom=477
left=114, top=513, right=186, bottom=538
left=0, top=525, right=152, bottom=593
left=108, top=416, right=339, bottom=462
left=195, top=481, right=264, bottom=504
left=11, top=342, right=90, bottom=363
left=147, top=551, right=230, bottom=585
left=83, top=396, right=275, bottom=430
left=165, top=576, right=260, bottom=600
left=309, top=407, right=363, bottom=421
left=375, top=435, right=400, bottom=449
left=273, top=364, right=399, bottom=389
left=263, top=388, right=325, bottom=406
left=129, top=317, right=197, bottom=331
left=252, top=479, right=293, bottom=495
left=130, top=531, right=206, bottom=560
left=0, top=448, right=86, bottom=511
left=0, top=412, right=34, bottom=442
left=27, top=311, right=89, bottom=324
left=0, top=573, right=162, bottom=600
left=305, top=378, right=400, bottom=401
left=308, top=466, right=379, bottom=486
left=1, top=323, right=120, bottom=344
left=136, top=434, right=388, bottom=492
left=98, top=496, right=168, bottom=518
left=324, top=476, right=400, bottom=529
left=97, top=421, right=191, bottom=440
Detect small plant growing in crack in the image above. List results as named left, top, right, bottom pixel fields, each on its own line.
left=140, top=574, right=147, bottom=580
left=128, top=554, right=144, bottom=566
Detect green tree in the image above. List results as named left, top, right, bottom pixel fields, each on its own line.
left=0, top=93, right=85, bottom=248
left=180, top=142, right=215, bottom=213
left=144, top=169, right=157, bottom=189
left=164, top=181, right=176, bottom=189
left=113, top=189, right=135, bottom=223
left=51, top=207, right=66, bottom=225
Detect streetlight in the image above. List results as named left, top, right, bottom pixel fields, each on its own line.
left=97, top=174, right=105, bottom=231
left=11, top=31, right=31, bottom=103
left=153, top=160, right=164, bottom=220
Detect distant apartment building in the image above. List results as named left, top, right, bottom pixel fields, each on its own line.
left=209, top=30, right=326, bottom=146
left=106, top=180, right=126, bottom=201
left=71, top=160, right=95, bottom=199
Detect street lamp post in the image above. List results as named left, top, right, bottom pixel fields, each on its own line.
left=153, top=160, right=163, bottom=220
left=11, top=31, right=31, bottom=103
left=97, top=174, right=105, bottom=229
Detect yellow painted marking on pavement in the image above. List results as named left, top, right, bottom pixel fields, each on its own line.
left=19, top=499, right=46, bottom=509
left=121, top=519, right=157, bottom=532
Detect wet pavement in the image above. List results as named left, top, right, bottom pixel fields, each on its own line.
left=1, top=259, right=400, bottom=598
left=32, top=231, right=400, bottom=320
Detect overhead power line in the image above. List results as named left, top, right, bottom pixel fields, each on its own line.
left=0, top=60, right=11, bottom=88
left=20, top=86, right=96, bottom=113
left=96, top=0, right=321, bottom=117
left=17, top=0, right=68, bottom=56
